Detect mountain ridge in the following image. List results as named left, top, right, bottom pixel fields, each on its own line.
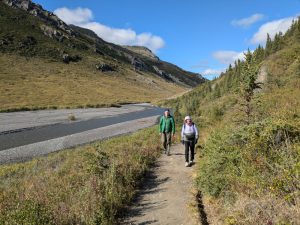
left=1, top=0, right=206, bottom=87
left=0, top=0, right=206, bottom=111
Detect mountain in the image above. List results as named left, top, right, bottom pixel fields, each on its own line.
left=162, top=18, right=300, bottom=224
left=69, top=24, right=205, bottom=87
left=122, top=46, right=159, bottom=60
left=0, top=0, right=206, bottom=111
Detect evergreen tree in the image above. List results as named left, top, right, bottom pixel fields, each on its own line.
left=272, top=32, right=284, bottom=52
left=240, top=50, right=262, bottom=124
left=253, top=45, right=265, bottom=63
left=265, top=33, right=272, bottom=57
left=285, top=19, right=296, bottom=38
left=234, top=61, right=238, bottom=72
left=213, top=83, right=221, bottom=99
left=296, top=18, right=300, bottom=41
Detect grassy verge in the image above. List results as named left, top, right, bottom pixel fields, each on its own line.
left=0, top=103, right=123, bottom=113
left=0, top=127, right=161, bottom=224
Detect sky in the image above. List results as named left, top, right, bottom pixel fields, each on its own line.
left=34, top=0, right=300, bottom=79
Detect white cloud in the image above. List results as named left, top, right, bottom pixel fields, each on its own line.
left=202, top=68, right=225, bottom=76
left=54, top=7, right=93, bottom=25
left=54, top=7, right=165, bottom=53
left=231, top=13, right=264, bottom=28
left=200, top=68, right=226, bottom=80
left=251, top=16, right=297, bottom=44
left=213, top=50, right=246, bottom=65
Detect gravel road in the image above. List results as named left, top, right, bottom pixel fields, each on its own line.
left=0, top=103, right=152, bottom=133
left=0, top=104, right=165, bottom=164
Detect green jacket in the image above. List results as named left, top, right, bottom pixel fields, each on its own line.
left=159, top=115, right=175, bottom=134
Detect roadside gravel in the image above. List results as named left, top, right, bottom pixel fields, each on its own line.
left=0, top=115, right=159, bottom=164
left=0, top=104, right=151, bottom=133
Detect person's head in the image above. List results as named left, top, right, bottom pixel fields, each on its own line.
left=184, top=115, right=192, bottom=124
left=164, top=109, right=170, bottom=117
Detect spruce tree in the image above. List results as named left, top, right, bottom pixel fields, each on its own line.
left=272, top=32, right=284, bottom=52
left=265, top=33, right=272, bottom=57
left=254, top=45, right=265, bottom=63
left=296, top=18, right=300, bottom=41
left=240, top=50, right=262, bottom=124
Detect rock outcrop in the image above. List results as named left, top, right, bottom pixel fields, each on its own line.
left=123, top=46, right=159, bottom=61
left=131, top=57, right=146, bottom=71
left=96, top=63, right=115, bottom=72
left=2, top=0, right=74, bottom=37
left=62, top=53, right=81, bottom=64
left=40, top=25, right=65, bottom=42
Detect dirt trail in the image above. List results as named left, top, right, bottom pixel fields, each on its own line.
left=122, top=144, right=200, bottom=225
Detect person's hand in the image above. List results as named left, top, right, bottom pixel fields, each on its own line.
left=181, top=140, right=184, bottom=145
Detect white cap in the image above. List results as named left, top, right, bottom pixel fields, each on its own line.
left=184, top=116, right=191, bottom=121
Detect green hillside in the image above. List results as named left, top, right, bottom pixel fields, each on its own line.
left=162, top=19, right=300, bottom=224
left=0, top=1, right=205, bottom=111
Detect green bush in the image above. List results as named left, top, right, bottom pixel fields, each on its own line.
left=0, top=200, right=55, bottom=225
left=198, top=119, right=300, bottom=201
left=197, top=129, right=242, bottom=198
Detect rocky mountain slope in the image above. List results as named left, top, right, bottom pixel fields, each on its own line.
left=0, top=0, right=205, bottom=84
left=0, top=0, right=206, bottom=111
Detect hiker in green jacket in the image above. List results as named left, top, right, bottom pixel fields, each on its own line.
left=159, top=109, right=175, bottom=155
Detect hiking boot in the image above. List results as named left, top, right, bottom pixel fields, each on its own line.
left=190, top=160, right=194, bottom=165
left=185, top=162, right=189, bottom=167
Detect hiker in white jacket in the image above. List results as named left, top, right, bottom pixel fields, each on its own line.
left=181, top=116, right=198, bottom=167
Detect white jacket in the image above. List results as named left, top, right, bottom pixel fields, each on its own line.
left=181, top=123, right=199, bottom=141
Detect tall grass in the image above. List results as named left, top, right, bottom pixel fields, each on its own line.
left=0, top=127, right=161, bottom=224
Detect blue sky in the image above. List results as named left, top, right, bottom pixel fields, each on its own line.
left=35, top=0, right=300, bottom=79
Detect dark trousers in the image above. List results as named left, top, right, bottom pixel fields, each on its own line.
left=184, top=140, right=195, bottom=162
left=161, top=132, right=172, bottom=151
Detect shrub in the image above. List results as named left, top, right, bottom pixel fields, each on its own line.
left=67, top=113, right=76, bottom=121
left=198, top=118, right=300, bottom=202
